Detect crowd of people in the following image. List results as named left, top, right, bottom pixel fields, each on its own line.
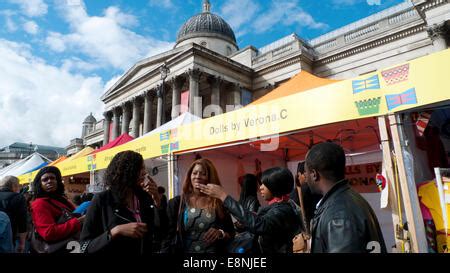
left=0, top=142, right=387, bottom=254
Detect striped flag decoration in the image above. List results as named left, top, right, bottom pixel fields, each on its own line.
left=352, top=75, right=380, bottom=94
left=416, top=111, right=432, bottom=136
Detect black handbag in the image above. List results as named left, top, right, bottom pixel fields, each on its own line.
left=31, top=200, right=81, bottom=254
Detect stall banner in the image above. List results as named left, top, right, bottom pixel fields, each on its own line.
left=17, top=49, right=450, bottom=183
left=171, top=49, right=450, bottom=156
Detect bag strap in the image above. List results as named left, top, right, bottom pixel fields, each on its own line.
left=45, top=198, right=66, bottom=211
left=296, top=185, right=310, bottom=236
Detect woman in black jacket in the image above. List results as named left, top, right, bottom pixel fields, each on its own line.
left=80, top=151, right=162, bottom=254
left=234, top=174, right=260, bottom=232
left=197, top=167, right=303, bottom=254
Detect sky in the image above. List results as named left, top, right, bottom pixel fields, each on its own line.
left=0, top=0, right=406, bottom=149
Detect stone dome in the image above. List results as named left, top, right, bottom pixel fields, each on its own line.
left=83, top=113, right=96, bottom=124
left=175, top=0, right=237, bottom=49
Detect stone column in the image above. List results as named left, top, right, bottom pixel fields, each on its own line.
left=156, top=86, right=164, bottom=128
left=143, top=91, right=153, bottom=134
left=171, top=77, right=184, bottom=119
left=102, top=111, right=112, bottom=145
left=132, top=97, right=142, bottom=138
left=112, top=107, right=120, bottom=140
left=208, top=76, right=221, bottom=107
left=188, top=69, right=201, bottom=115
left=232, top=82, right=242, bottom=106
left=121, top=102, right=131, bottom=135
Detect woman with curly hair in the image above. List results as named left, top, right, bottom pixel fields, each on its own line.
left=80, top=150, right=161, bottom=254
left=161, top=158, right=234, bottom=253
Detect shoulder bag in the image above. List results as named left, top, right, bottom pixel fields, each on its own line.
left=31, top=200, right=81, bottom=253
left=292, top=185, right=311, bottom=253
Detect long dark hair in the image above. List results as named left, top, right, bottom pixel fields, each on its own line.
left=182, top=158, right=225, bottom=219
left=104, top=150, right=144, bottom=205
left=32, top=166, right=70, bottom=206
left=239, top=174, right=258, bottom=202
left=295, top=161, right=305, bottom=186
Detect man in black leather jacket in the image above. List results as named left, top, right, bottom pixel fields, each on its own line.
left=305, top=142, right=387, bottom=253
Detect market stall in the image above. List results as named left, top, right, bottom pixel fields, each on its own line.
left=16, top=49, right=450, bottom=253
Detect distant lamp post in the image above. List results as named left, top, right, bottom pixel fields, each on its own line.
left=158, top=62, right=170, bottom=125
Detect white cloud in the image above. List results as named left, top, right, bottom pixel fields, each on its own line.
left=0, top=39, right=105, bottom=148
left=104, top=74, right=124, bottom=93
left=9, top=0, right=48, bottom=17
left=23, top=20, right=39, bottom=35
left=48, top=1, right=174, bottom=70
left=104, top=6, right=139, bottom=28
left=45, top=32, right=66, bottom=52
left=253, top=0, right=328, bottom=33
left=221, top=0, right=260, bottom=37
left=6, top=16, right=18, bottom=32
left=61, top=58, right=100, bottom=73
left=149, top=0, right=174, bottom=9
left=1, top=10, right=18, bottom=32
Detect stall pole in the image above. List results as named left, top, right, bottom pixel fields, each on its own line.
left=388, top=114, right=428, bottom=252
left=377, top=116, right=403, bottom=251
left=168, top=153, right=175, bottom=199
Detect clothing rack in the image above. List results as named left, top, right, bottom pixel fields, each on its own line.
left=433, top=167, right=450, bottom=236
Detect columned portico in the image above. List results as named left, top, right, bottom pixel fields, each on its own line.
left=188, top=69, right=201, bottom=116
left=156, top=86, right=164, bottom=128
left=103, top=111, right=112, bottom=145
left=232, top=82, right=242, bottom=106
left=208, top=76, right=221, bottom=107
left=132, top=97, right=142, bottom=138
left=121, top=102, right=131, bottom=135
left=143, top=91, right=153, bottom=134
left=171, top=77, right=184, bottom=119
left=112, top=107, right=120, bottom=140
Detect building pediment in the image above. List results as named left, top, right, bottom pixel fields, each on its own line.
left=101, top=45, right=191, bottom=101
left=102, top=43, right=254, bottom=103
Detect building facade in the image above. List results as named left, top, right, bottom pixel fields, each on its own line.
left=0, top=143, right=66, bottom=168
left=77, top=0, right=449, bottom=147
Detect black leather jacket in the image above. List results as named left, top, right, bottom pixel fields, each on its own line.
left=311, top=180, right=387, bottom=253
left=240, top=196, right=260, bottom=214
left=223, top=196, right=302, bottom=254
left=80, top=189, right=161, bottom=254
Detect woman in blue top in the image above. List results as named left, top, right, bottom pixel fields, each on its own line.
left=162, top=158, right=234, bottom=253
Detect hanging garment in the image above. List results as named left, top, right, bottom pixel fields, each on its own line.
left=418, top=180, right=450, bottom=253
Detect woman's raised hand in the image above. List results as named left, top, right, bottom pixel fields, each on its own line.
left=194, top=183, right=228, bottom=201
left=141, top=174, right=161, bottom=206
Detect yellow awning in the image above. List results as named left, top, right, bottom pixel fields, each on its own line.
left=68, top=147, right=94, bottom=160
